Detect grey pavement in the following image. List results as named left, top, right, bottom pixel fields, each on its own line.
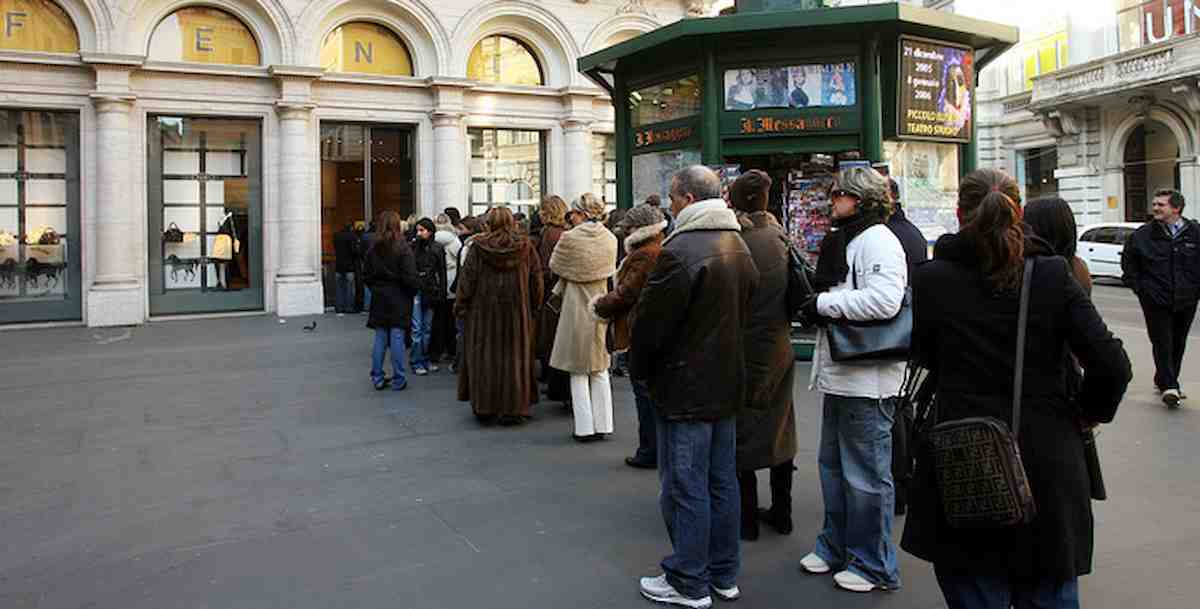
left=0, top=290, right=1198, bottom=609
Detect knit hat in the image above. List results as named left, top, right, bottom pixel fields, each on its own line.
left=571, top=192, right=608, bottom=223
left=619, top=204, right=667, bottom=249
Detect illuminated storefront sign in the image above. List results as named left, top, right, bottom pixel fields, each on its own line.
left=738, top=115, right=841, bottom=135
left=0, top=0, right=78, bottom=53
left=634, top=125, right=695, bottom=148
left=898, top=36, right=974, bottom=143
left=147, top=7, right=261, bottom=66
left=320, top=22, right=413, bottom=76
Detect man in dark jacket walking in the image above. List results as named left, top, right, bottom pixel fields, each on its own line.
left=333, top=223, right=360, bottom=314
left=631, top=166, right=759, bottom=608
left=1122, top=188, right=1200, bottom=408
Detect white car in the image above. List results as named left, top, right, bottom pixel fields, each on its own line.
left=1077, top=222, right=1141, bottom=281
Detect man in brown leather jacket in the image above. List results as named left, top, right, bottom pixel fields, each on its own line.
left=631, top=165, right=759, bottom=608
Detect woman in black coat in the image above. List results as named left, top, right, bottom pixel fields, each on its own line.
left=729, top=170, right=797, bottom=542
left=903, top=168, right=1132, bottom=609
left=364, top=210, right=419, bottom=391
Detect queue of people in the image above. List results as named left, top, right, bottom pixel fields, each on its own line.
left=347, top=162, right=1133, bottom=609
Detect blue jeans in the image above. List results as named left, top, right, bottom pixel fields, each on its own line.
left=410, top=294, right=435, bottom=369
left=371, top=327, right=408, bottom=388
left=814, top=394, right=900, bottom=588
left=935, top=566, right=1079, bottom=609
left=335, top=272, right=355, bottom=313
left=363, top=286, right=372, bottom=311
left=632, top=380, right=657, bottom=462
left=657, top=412, right=740, bottom=599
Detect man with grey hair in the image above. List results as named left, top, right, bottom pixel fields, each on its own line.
left=631, top=165, right=760, bottom=608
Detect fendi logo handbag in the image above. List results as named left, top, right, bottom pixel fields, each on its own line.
left=926, top=260, right=1038, bottom=529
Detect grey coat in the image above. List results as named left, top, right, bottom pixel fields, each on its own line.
left=735, top=212, right=797, bottom=471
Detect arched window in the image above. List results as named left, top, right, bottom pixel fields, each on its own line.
left=148, top=7, right=260, bottom=66
left=0, top=0, right=79, bottom=53
left=466, top=35, right=543, bottom=86
left=320, top=21, right=413, bottom=76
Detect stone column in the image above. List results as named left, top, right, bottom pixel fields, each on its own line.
left=87, top=94, right=142, bottom=327
left=428, top=79, right=472, bottom=217
left=274, top=103, right=323, bottom=317
left=562, top=118, right=594, bottom=201
left=431, top=110, right=466, bottom=215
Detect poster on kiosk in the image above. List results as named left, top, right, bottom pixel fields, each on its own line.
left=898, top=36, right=974, bottom=143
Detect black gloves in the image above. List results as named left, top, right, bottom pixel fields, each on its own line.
left=797, top=295, right=830, bottom=328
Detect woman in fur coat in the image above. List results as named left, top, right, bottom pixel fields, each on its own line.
left=592, top=205, right=667, bottom=466
left=550, top=193, right=618, bottom=441
left=454, top=207, right=544, bottom=424
left=536, top=196, right=571, bottom=402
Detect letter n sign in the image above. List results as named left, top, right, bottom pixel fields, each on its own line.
left=354, top=40, right=373, bottom=64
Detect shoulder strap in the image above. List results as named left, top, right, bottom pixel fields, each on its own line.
left=1012, top=258, right=1035, bottom=438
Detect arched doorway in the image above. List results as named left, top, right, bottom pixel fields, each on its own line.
left=1124, top=119, right=1181, bottom=223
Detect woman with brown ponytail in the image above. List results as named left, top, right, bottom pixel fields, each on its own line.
left=902, top=168, right=1132, bottom=609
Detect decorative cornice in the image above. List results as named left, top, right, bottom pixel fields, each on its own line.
left=425, top=76, right=476, bottom=90
left=90, top=94, right=137, bottom=111
left=80, top=52, right=144, bottom=68
left=269, top=65, right=324, bottom=80
left=430, top=110, right=464, bottom=128
left=0, top=49, right=85, bottom=67
left=561, top=117, right=593, bottom=132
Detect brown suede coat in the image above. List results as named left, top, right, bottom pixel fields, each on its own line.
left=593, top=243, right=662, bottom=352
left=536, top=223, right=567, bottom=359
left=455, top=231, right=544, bottom=417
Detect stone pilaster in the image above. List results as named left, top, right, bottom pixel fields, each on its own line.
left=562, top=118, right=594, bottom=201
left=429, top=78, right=472, bottom=216
left=270, top=66, right=324, bottom=317
left=86, top=55, right=143, bottom=327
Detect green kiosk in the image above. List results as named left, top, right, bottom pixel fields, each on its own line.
left=578, top=1, right=1017, bottom=359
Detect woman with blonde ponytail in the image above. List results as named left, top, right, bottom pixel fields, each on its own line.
left=902, top=168, right=1132, bottom=609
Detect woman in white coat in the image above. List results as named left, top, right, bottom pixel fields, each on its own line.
left=797, top=166, right=907, bottom=593
left=549, top=193, right=618, bottom=442
left=432, top=214, right=462, bottom=366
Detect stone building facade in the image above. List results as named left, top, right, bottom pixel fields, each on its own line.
left=0, top=0, right=691, bottom=326
left=974, top=1, right=1200, bottom=230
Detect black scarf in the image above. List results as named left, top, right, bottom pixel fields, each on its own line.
left=812, top=209, right=888, bottom=292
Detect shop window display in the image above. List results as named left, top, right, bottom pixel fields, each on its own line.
left=468, top=128, right=544, bottom=217
left=632, top=148, right=701, bottom=208
left=151, top=117, right=259, bottom=314
left=882, top=140, right=959, bottom=245
left=0, top=110, right=74, bottom=307
left=592, top=134, right=617, bottom=209
left=630, top=75, right=702, bottom=128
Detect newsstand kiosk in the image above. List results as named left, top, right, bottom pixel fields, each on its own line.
left=578, top=2, right=1017, bottom=359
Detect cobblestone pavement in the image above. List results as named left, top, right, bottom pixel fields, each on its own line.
left=0, top=290, right=1196, bottom=608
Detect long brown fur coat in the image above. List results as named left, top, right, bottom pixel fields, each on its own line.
left=455, top=230, right=544, bottom=417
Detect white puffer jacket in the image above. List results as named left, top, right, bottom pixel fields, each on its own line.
left=434, top=229, right=462, bottom=299
left=810, top=223, right=908, bottom=399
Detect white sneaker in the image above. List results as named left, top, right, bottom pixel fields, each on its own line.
left=709, top=583, right=740, bottom=601
left=799, top=552, right=831, bottom=574
left=429, top=363, right=440, bottom=372
left=833, top=570, right=889, bottom=593
left=1163, top=388, right=1182, bottom=408
left=640, top=575, right=713, bottom=608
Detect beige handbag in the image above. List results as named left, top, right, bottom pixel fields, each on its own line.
left=26, top=243, right=64, bottom=264
left=211, top=234, right=234, bottom=261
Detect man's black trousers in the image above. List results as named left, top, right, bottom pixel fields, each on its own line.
left=1139, top=297, right=1199, bottom=391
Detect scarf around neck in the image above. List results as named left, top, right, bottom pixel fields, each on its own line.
left=813, top=209, right=887, bottom=292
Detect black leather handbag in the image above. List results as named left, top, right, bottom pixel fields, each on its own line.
left=826, top=265, right=911, bottom=362
left=926, top=260, right=1038, bottom=529
left=163, top=222, right=184, bottom=243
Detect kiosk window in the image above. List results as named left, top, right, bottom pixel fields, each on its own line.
left=631, top=75, right=701, bottom=128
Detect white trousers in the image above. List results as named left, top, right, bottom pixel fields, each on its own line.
left=570, top=370, right=613, bottom=436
